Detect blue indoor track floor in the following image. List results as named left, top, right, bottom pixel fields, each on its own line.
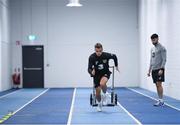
left=0, top=87, right=180, bottom=125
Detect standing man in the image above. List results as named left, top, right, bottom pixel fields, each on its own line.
left=88, top=43, right=119, bottom=112
left=147, top=34, right=167, bottom=106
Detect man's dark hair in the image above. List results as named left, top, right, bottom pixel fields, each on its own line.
left=95, top=43, right=103, bottom=49
left=151, top=34, right=159, bottom=39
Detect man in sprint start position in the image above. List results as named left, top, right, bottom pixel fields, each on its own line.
left=88, top=43, right=119, bottom=112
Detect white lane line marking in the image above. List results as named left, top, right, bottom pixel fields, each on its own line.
left=107, top=92, right=142, bottom=125
left=128, top=87, right=180, bottom=112
left=117, top=102, right=143, bottom=125
left=67, top=88, right=76, bottom=125
left=12, top=88, right=49, bottom=115
left=0, top=90, right=20, bottom=99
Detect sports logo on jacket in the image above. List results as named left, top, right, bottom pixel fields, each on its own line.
left=98, top=64, right=104, bottom=70
left=103, top=59, right=107, bottom=63
left=95, top=61, right=98, bottom=65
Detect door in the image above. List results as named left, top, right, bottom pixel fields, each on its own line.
left=22, top=46, right=44, bottom=88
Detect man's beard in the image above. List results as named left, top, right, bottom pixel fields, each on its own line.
left=153, top=42, right=158, bottom=45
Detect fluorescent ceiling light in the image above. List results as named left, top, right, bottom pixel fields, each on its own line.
left=66, top=0, right=83, bottom=7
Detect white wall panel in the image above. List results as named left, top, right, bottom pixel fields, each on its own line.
left=0, top=0, right=11, bottom=91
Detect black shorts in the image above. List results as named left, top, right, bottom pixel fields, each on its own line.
left=152, top=68, right=165, bottom=83
left=93, top=72, right=111, bottom=88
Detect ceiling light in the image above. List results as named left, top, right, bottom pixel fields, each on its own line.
left=66, top=0, right=83, bottom=7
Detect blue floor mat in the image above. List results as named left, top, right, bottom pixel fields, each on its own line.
left=4, top=88, right=74, bottom=124
left=116, top=87, right=180, bottom=124
left=0, top=89, right=46, bottom=121
left=0, top=89, right=17, bottom=97
left=71, top=88, right=137, bottom=124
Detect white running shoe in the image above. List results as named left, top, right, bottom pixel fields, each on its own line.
left=154, top=100, right=164, bottom=107
left=97, top=101, right=102, bottom=112
left=102, top=93, right=108, bottom=106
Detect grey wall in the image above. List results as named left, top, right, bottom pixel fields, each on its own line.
left=10, top=0, right=139, bottom=88
left=0, top=0, right=12, bottom=91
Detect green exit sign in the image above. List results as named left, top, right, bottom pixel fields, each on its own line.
left=28, top=35, right=36, bottom=41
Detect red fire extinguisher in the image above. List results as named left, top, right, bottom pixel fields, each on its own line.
left=12, top=68, right=21, bottom=89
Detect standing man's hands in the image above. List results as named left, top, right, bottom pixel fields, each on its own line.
left=116, top=66, right=120, bottom=73
left=147, top=69, right=163, bottom=77
left=147, top=69, right=151, bottom=77
left=158, top=69, right=163, bottom=76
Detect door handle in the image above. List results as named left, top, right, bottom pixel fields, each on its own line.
left=24, top=67, right=42, bottom=71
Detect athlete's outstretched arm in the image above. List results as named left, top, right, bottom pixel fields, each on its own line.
left=88, top=56, right=94, bottom=76
left=112, top=54, right=118, bottom=67
left=106, top=52, right=119, bottom=72
left=106, top=53, right=118, bottom=67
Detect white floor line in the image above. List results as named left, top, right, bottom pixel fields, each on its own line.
left=107, top=92, right=142, bottom=125
left=0, top=90, right=20, bottom=99
left=12, top=88, right=49, bottom=115
left=67, top=88, right=76, bottom=125
left=127, top=87, right=180, bottom=112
